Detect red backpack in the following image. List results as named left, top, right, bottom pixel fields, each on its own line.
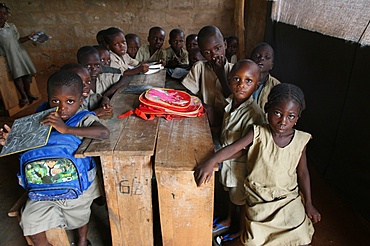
left=118, top=88, right=205, bottom=120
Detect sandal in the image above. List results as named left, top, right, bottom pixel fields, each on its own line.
left=213, top=217, right=230, bottom=233
left=27, top=94, right=38, bottom=103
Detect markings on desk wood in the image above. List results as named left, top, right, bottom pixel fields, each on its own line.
left=119, top=176, right=149, bottom=195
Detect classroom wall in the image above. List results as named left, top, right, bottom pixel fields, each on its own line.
left=6, top=0, right=235, bottom=75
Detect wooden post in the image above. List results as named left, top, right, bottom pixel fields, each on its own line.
left=235, top=0, right=245, bottom=60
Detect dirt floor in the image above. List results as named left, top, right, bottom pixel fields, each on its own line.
left=1, top=75, right=370, bottom=245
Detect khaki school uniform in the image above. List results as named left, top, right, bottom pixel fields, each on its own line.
left=219, top=96, right=265, bottom=205
left=110, top=51, right=139, bottom=74
left=181, top=60, right=234, bottom=118
left=165, top=47, right=189, bottom=64
left=256, top=74, right=280, bottom=112
left=241, top=124, right=314, bottom=245
left=135, top=44, right=166, bottom=63
left=96, top=73, right=122, bottom=95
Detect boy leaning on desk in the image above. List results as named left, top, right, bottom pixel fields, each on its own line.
left=0, top=70, right=109, bottom=246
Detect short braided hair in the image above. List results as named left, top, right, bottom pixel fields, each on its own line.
left=265, top=83, right=306, bottom=116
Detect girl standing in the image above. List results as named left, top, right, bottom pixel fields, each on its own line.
left=195, top=83, right=321, bottom=245
left=0, top=3, right=38, bottom=106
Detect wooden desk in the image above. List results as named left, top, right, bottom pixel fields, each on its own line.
left=77, top=70, right=166, bottom=246
left=77, top=70, right=216, bottom=245
left=155, top=116, right=215, bottom=246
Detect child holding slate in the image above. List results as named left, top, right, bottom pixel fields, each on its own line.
left=0, top=70, right=109, bottom=246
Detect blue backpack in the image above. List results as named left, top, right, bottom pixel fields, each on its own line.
left=18, top=109, right=97, bottom=201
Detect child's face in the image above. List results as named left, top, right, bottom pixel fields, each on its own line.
left=127, top=38, right=140, bottom=58
left=148, top=30, right=165, bottom=51
left=267, top=99, right=300, bottom=135
left=226, top=39, right=238, bottom=56
left=169, top=33, right=185, bottom=52
left=199, top=35, right=226, bottom=62
left=251, top=46, right=274, bottom=73
left=228, top=62, right=260, bottom=104
left=48, top=85, right=83, bottom=121
left=186, top=36, right=198, bottom=52
left=108, top=32, right=127, bottom=58
left=0, top=7, right=9, bottom=26
left=189, top=50, right=206, bottom=67
left=99, top=49, right=111, bottom=66
left=80, top=53, right=101, bottom=82
left=75, top=68, right=92, bottom=98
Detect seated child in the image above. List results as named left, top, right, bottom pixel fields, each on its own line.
left=188, top=47, right=206, bottom=68
left=185, top=34, right=199, bottom=52
left=125, top=33, right=140, bottom=59
left=212, top=60, right=265, bottom=241
left=104, top=27, right=148, bottom=76
left=165, top=28, right=189, bottom=68
left=93, top=45, right=121, bottom=74
left=168, top=47, right=206, bottom=81
left=0, top=70, right=110, bottom=246
left=194, top=83, right=321, bottom=245
left=60, top=63, right=113, bottom=117
left=182, top=25, right=234, bottom=132
left=135, top=26, right=167, bottom=66
left=92, top=45, right=121, bottom=74
left=77, top=46, right=131, bottom=98
left=96, top=28, right=106, bottom=47
left=225, top=35, right=238, bottom=64
left=250, top=42, right=280, bottom=112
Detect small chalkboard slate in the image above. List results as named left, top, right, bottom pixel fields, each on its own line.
left=0, top=107, right=57, bottom=157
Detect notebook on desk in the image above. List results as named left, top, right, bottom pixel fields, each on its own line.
left=0, top=107, right=57, bottom=157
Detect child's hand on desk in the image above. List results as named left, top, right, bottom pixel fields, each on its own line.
left=0, top=124, right=11, bottom=145
left=41, top=111, right=68, bottom=134
left=193, top=160, right=215, bottom=187
left=158, top=59, right=166, bottom=67
left=139, top=63, right=149, bottom=73
left=94, top=104, right=113, bottom=117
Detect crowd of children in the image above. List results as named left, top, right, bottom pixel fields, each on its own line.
left=0, top=3, right=321, bottom=244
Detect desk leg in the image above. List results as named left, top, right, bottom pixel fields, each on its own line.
left=156, top=170, right=214, bottom=246
left=100, top=155, right=153, bottom=246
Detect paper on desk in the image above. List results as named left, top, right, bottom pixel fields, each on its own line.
left=144, top=64, right=164, bottom=75
left=171, top=67, right=189, bottom=79
left=120, top=85, right=153, bottom=95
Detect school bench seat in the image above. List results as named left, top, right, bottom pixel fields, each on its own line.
left=8, top=192, right=70, bottom=246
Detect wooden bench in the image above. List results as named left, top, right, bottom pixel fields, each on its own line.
left=8, top=193, right=70, bottom=246
left=0, top=56, right=41, bottom=116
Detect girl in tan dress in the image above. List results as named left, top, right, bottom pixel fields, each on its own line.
left=195, top=83, right=321, bottom=245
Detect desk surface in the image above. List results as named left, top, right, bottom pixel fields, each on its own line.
left=76, top=69, right=166, bottom=157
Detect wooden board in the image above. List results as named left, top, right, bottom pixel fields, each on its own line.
left=77, top=69, right=166, bottom=157
left=0, top=56, right=41, bottom=116
left=75, top=70, right=166, bottom=246
left=155, top=115, right=216, bottom=245
left=100, top=155, right=154, bottom=246
left=156, top=170, right=214, bottom=246
left=155, top=116, right=215, bottom=171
